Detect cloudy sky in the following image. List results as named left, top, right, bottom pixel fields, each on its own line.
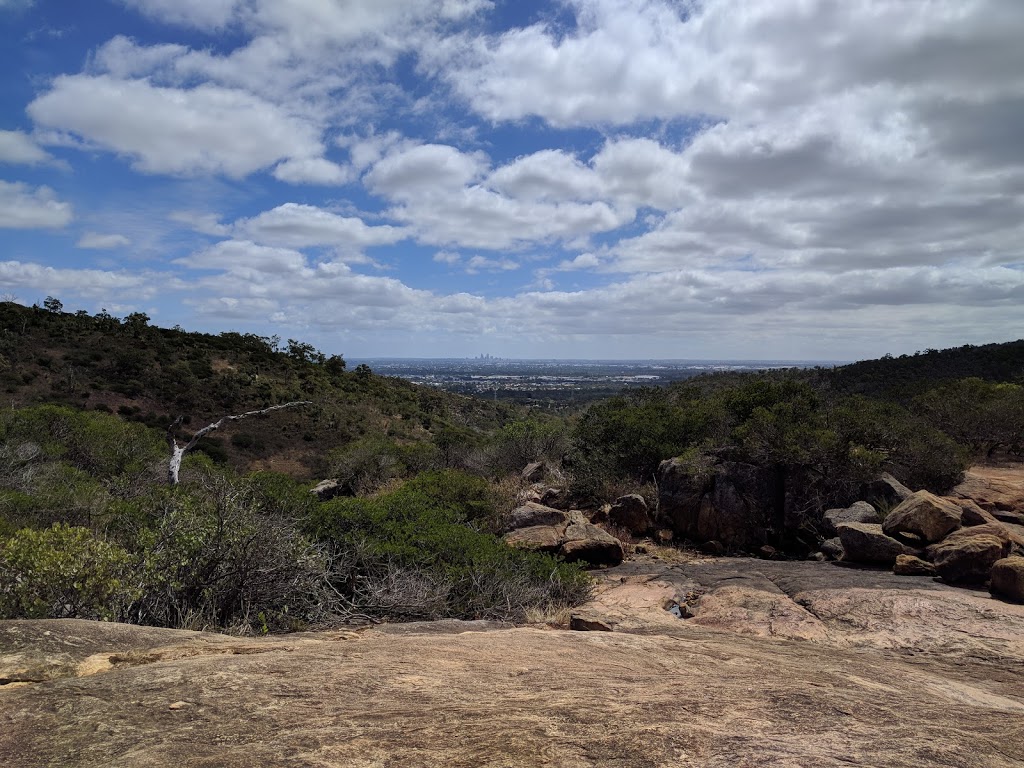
left=1, top=0, right=1022, bottom=360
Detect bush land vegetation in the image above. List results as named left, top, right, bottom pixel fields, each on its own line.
left=1, top=300, right=1023, bottom=631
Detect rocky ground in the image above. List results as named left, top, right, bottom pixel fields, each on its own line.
left=3, top=552, right=1024, bottom=768
left=4, top=465, right=1024, bottom=767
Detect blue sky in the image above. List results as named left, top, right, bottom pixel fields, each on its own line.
left=1, top=0, right=1023, bottom=360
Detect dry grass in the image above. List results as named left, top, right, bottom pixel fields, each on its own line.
left=522, top=604, right=573, bottom=628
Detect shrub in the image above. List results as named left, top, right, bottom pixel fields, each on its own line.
left=0, top=523, right=135, bottom=620
left=129, top=476, right=331, bottom=632
left=305, top=473, right=591, bottom=622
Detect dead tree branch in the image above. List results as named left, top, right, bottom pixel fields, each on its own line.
left=166, top=401, right=312, bottom=485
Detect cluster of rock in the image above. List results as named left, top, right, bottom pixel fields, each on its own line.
left=822, top=485, right=1024, bottom=602
left=501, top=501, right=627, bottom=566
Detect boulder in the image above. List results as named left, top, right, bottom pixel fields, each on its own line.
left=990, top=556, right=1024, bottom=602
left=822, top=501, right=878, bottom=536
left=836, top=523, right=919, bottom=565
left=992, top=509, right=1024, bottom=527
left=561, top=513, right=625, bottom=566
left=658, top=458, right=778, bottom=552
left=860, top=472, right=914, bottom=508
left=956, top=499, right=998, bottom=527
left=926, top=524, right=1013, bottom=584
left=310, top=479, right=344, bottom=501
left=951, top=467, right=1024, bottom=513
left=608, top=494, right=651, bottom=534
left=521, top=461, right=546, bottom=483
left=820, top=537, right=844, bottom=561
left=502, top=502, right=569, bottom=533
left=504, top=510, right=623, bottom=566
left=882, top=491, right=962, bottom=544
left=502, top=525, right=562, bottom=553
left=893, top=554, right=937, bottom=577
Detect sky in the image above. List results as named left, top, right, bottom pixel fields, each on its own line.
left=1, top=0, right=1023, bottom=361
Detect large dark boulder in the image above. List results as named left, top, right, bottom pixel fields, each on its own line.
left=658, top=458, right=780, bottom=553
left=837, top=523, right=920, bottom=565
left=608, top=494, right=651, bottom=534
left=822, top=501, right=878, bottom=537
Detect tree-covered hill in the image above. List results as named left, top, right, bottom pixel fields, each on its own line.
left=0, top=301, right=516, bottom=479
left=819, top=340, right=1024, bottom=401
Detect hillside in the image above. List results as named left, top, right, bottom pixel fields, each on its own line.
left=0, top=301, right=515, bottom=479
left=820, top=340, right=1024, bottom=401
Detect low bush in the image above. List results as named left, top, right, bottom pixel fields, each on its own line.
left=306, top=471, right=591, bottom=622
left=0, top=523, right=135, bottom=620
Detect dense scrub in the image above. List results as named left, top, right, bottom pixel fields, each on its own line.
left=0, top=406, right=589, bottom=631
left=3, top=302, right=1024, bottom=628
left=0, top=301, right=515, bottom=479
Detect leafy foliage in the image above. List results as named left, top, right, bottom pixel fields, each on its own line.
left=305, top=470, right=591, bottom=621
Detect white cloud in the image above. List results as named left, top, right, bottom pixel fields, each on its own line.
left=0, top=261, right=151, bottom=298
left=175, top=240, right=307, bottom=275
left=365, top=143, right=487, bottom=195
left=0, top=130, right=56, bottom=165
left=77, top=232, right=131, bottom=249
left=0, top=180, right=72, bottom=229
left=465, top=255, right=518, bottom=273
left=28, top=75, right=327, bottom=178
left=365, top=142, right=633, bottom=249
left=119, top=0, right=239, bottom=29
left=233, top=203, right=405, bottom=249
left=272, top=158, right=351, bottom=186
left=433, top=251, right=461, bottom=265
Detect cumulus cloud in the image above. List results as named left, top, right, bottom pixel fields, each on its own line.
left=77, top=232, right=131, bottom=249
left=0, top=180, right=72, bottom=229
left=11, top=0, right=1024, bottom=356
left=232, top=203, right=405, bottom=249
left=28, top=75, right=326, bottom=178
left=0, top=130, right=56, bottom=165
left=0, top=260, right=152, bottom=298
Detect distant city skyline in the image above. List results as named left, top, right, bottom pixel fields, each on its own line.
left=2, top=1, right=1022, bottom=361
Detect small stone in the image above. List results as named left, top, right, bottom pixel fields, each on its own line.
left=701, top=540, right=725, bottom=556
left=893, top=554, right=937, bottom=577
left=168, top=701, right=189, bottom=710
left=758, top=545, right=778, bottom=560
left=820, top=537, right=844, bottom=560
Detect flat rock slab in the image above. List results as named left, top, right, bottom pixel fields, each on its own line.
left=3, top=615, right=1024, bottom=768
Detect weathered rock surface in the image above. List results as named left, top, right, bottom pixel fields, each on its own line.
left=560, top=512, right=625, bottom=565
left=520, top=460, right=546, bottom=482
left=836, top=522, right=919, bottom=565
left=991, top=556, right=1024, bottom=603
left=658, top=458, right=779, bottom=552
left=502, top=508, right=624, bottom=566
left=608, top=494, right=650, bottom=534
left=310, top=479, right=344, bottom=501
left=893, top=554, right=937, bottom=577
left=958, top=498, right=999, bottom=526
left=501, top=501, right=569, bottom=532
left=822, top=501, right=878, bottom=536
left=502, top=524, right=563, bottom=552
left=926, top=524, right=1012, bottom=584
left=6, top=554, right=1024, bottom=768
left=952, top=466, right=1024, bottom=514
left=819, top=536, right=844, bottom=560
left=882, top=490, right=963, bottom=544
